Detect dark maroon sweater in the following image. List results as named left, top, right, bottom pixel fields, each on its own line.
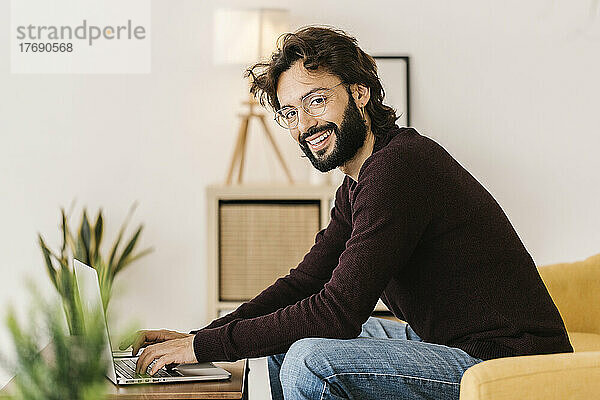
left=192, top=126, right=572, bottom=362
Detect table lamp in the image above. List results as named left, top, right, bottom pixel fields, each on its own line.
left=214, top=8, right=294, bottom=184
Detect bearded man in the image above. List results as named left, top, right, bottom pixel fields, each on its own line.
left=128, top=27, right=572, bottom=400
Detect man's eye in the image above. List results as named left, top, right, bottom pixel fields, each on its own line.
left=309, top=96, right=325, bottom=106
left=284, top=109, right=297, bottom=120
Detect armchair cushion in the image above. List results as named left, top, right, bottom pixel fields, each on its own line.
left=459, top=350, right=600, bottom=400
left=568, top=332, right=600, bottom=352
left=538, top=253, right=600, bottom=335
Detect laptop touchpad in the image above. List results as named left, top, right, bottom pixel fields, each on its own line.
left=174, top=362, right=223, bottom=376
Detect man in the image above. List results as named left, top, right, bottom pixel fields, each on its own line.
left=125, top=27, right=572, bottom=399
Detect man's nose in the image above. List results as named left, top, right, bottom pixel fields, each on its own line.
left=295, top=109, right=318, bottom=140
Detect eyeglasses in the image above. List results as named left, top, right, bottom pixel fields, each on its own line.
left=273, top=82, right=346, bottom=129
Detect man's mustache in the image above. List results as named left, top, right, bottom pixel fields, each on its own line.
left=300, top=123, right=337, bottom=143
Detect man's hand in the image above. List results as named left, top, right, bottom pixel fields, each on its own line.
left=120, top=329, right=190, bottom=356
left=119, top=329, right=197, bottom=375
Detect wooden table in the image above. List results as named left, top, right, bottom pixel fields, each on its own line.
left=0, top=344, right=247, bottom=400
left=103, top=360, right=247, bottom=399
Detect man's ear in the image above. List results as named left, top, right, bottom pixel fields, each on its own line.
left=350, top=83, right=371, bottom=108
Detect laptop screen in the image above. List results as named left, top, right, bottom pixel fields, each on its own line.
left=73, top=259, right=118, bottom=383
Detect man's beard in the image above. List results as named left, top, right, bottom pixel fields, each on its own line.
left=299, top=98, right=368, bottom=173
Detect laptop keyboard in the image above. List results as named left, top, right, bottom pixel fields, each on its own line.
left=115, top=358, right=182, bottom=379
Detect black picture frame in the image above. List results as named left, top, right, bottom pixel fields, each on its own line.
left=373, top=55, right=411, bottom=127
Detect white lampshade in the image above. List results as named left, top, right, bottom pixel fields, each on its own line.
left=213, top=8, right=290, bottom=65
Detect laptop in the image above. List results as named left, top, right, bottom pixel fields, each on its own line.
left=73, top=259, right=232, bottom=385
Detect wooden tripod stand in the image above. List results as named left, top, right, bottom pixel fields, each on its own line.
left=225, top=96, right=294, bottom=184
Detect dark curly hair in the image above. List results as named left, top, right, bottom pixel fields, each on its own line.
left=245, top=26, right=398, bottom=137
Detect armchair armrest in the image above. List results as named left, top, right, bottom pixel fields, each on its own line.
left=459, top=351, right=600, bottom=400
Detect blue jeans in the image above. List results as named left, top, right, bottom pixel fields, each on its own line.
left=267, top=317, right=483, bottom=400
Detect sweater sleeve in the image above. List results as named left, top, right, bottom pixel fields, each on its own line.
left=192, top=181, right=353, bottom=333
left=192, top=146, right=434, bottom=362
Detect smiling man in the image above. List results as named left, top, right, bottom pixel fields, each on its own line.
left=127, top=27, right=572, bottom=399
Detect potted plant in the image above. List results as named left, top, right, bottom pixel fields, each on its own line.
left=37, top=203, right=152, bottom=334
left=1, top=280, right=109, bottom=399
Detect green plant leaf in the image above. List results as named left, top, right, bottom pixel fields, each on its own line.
left=93, top=210, right=103, bottom=262
left=60, top=208, right=68, bottom=260
left=115, top=246, right=153, bottom=275
left=113, top=225, right=143, bottom=275
left=94, top=258, right=111, bottom=311
left=80, top=210, right=92, bottom=264
left=57, top=269, right=84, bottom=336
left=38, top=234, right=58, bottom=290
left=64, top=209, right=77, bottom=258
left=108, top=202, right=137, bottom=275
left=107, top=231, right=123, bottom=277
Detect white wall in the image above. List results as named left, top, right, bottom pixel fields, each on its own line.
left=1, top=0, right=599, bottom=386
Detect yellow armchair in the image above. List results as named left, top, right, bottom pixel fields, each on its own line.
left=460, top=253, right=600, bottom=399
